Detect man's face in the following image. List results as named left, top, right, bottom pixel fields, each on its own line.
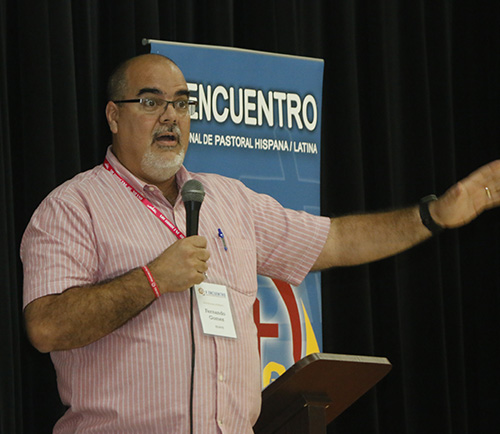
left=106, top=56, right=191, bottom=185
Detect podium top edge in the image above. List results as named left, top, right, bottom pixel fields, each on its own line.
left=305, top=352, right=392, bottom=366
left=285, top=352, right=392, bottom=378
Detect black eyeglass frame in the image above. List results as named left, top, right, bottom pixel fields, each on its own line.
left=113, top=97, right=198, bottom=116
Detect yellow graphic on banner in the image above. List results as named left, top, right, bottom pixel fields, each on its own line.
left=262, top=362, right=286, bottom=388
left=302, top=301, right=320, bottom=355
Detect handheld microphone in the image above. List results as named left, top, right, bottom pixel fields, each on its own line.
left=181, top=179, right=205, bottom=434
left=181, top=179, right=205, bottom=236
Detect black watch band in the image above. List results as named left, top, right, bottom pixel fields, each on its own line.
left=419, top=194, right=444, bottom=235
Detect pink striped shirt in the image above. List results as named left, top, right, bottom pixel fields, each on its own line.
left=21, top=148, right=330, bottom=433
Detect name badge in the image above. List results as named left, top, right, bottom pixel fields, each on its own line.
left=194, top=283, right=237, bottom=339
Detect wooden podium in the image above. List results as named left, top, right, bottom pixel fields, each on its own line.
left=253, top=353, right=392, bottom=434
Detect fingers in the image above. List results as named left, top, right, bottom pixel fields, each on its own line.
left=432, top=160, right=500, bottom=229
left=187, top=234, right=208, bottom=248
left=466, top=161, right=500, bottom=209
left=148, top=236, right=210, bottom=294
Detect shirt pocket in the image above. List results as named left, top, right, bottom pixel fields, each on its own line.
left=206, top=234, right=257, bottom=297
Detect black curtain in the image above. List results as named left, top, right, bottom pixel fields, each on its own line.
left=1, top=1, right=499, bottom=433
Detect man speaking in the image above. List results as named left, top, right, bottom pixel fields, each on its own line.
left=21, top=54, right=500, bottom=433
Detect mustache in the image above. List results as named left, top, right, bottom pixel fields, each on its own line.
left=153, top=124, right=182, bottom=140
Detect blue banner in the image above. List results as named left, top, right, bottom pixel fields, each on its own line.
left=149, top=40, right=324, bottom=388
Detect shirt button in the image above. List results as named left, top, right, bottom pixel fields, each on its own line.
left=218, top=419, right=223, bottom=426
left=219, top=374, right=224, bottom=382
left=145, top=185, right=155, bottom=192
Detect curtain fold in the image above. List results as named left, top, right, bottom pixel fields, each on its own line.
left=1, top=1, right=499, bottom=433
left=1, top=2, right=23, bottom=431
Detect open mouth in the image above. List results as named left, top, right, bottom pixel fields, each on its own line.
left=154, top=131, right=178, bottom=146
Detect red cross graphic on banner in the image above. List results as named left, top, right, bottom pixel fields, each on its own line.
left=253, top=298, right=279, bottom=356
left=253, top=279, right=303, bottom=363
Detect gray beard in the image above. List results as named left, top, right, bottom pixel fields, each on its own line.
left=140, top=146, right=185, bottom=183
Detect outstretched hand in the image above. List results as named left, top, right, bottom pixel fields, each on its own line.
left=430, top=160, right=500, bottom=229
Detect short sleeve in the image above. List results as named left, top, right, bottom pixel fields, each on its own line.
left=249, top=189, right=330, bottom=285
left=21, top=196, right=99, bottom=308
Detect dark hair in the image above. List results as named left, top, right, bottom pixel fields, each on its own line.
left=107, top=54, right=178, bottom=101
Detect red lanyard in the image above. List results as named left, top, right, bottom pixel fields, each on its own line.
left=103, top=158, right=185, bottom=240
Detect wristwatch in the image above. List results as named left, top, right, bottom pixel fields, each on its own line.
left=419, top=194, right=444, bottom=235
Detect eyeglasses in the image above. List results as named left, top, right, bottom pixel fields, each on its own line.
left=113, top=96, right=198, bottom=116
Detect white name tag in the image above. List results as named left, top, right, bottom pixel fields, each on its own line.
left=194, top=283, right=237, bottom=339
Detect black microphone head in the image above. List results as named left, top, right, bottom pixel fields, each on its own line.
left=181, top=179, right=205, bottom=204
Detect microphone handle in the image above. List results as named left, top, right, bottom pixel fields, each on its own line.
left=185, top=201, right=202, bottom=237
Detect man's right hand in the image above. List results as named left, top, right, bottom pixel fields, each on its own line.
left=148, top=235, right=210, bottom=294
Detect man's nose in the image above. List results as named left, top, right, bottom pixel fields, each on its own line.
left=159, top=102, right=178, bottom=123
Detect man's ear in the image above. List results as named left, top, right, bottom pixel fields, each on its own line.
left=105, top=101, right=119, bottom=134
